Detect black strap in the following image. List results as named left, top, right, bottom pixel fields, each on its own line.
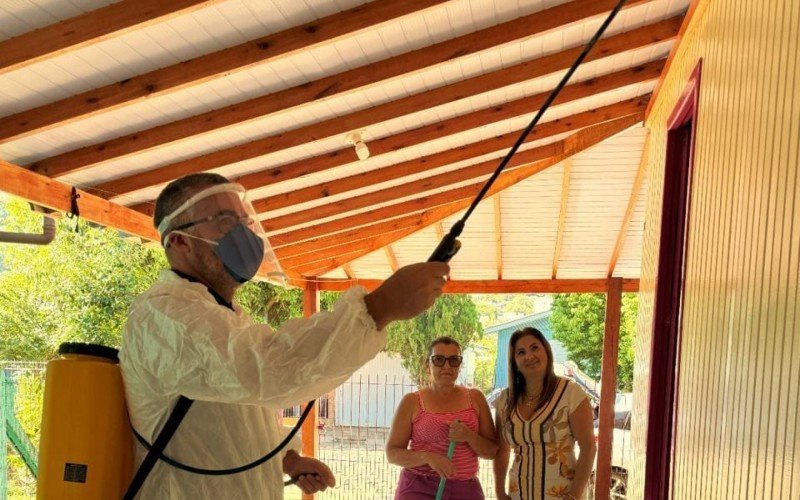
left=123, top=396, right=194, bottom=499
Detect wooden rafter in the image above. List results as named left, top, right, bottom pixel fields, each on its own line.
left=260, top=97, right=648, bottom=232
left=269, top=114, right=640, bottom=253
left=0, top=159, right=306, bottom=285
left=435, top=223, right=445, bottom=241
left=2, top=0, right=448, bottom=147
left=285, top=114, right=642, bottom=275
left=494, top=194, right=503, bottom=280
left=276, top=204, right=462, bottom=268
left=608, top=132, right=650, bottom=277
left=552, top=159, right=573, bottom=279
left=250, top=63, right=663, bottom=214
left=0, top=0, right=216, bottom=76
left=0, top=159, right=157, bottom=241
left=384, top=246, right=399, bottom=272
left=341, top=264, right=355, bottom=279
left=91, top=21, right=675, bottom=206
left=272, top=208, right=456, bottom=256
left=315, top=278, right=640, bottom=293
left=21, top=0, right=671, bottom=181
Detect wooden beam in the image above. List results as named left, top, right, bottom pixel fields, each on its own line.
left=23, top=0, right=670, bottom=180
left=384, top=246, right=399, bottom=272
left=295, top=226, right=424, bottom=276
left=315, top=278, right=639, bottom=293
left=2, top=0, right=448, bottom=146
left=645, top=2, right=707, bottom=120
left=595, top=277, right=623, bottom=500
left=608, top=132, right=649, bottom=277
left=300, top=280, right=319, bottom=500
left=279, top=204, right=461, bottom=269
left=261, top=98, right=648, bottom=231
left=93, top=37, right=670, bottom=202
left=288, top=115, right=642, bottom=275
left=0, top=0, right=216, bottom=76
left=272, top=207, right=456, bottom=255
left=435, top=223, right=445, bottom=241
left=268, top=114, right=641, bottom=248
left=0, top=159, right=158, bottom=241
left=251, top=65, right=663, bottom=214
left=493, top=195, right=503, bottom=280
left=341, top=264, right=355, bottom=279
left=552, top=159, right=573, bottom=279
left=279, top=226, right=412, bottom=269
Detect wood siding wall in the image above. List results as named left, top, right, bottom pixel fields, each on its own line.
left=631, top=1, right=800, bottom=499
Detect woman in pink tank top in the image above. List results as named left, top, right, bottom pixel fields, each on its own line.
left=386, top=336, right=499, bottom=499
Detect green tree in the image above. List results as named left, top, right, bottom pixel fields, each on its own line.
left=472, top=334, right=498, bottom=393
left=0, top=195, right=337, bottom=360
left=0, top=197, right=166, bottom=359
left=385, top=294, right=482, bottom=386
left=550, top=292, right=638, bottom=391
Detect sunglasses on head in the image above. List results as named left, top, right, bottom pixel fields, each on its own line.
left=429, top=355, right=463, bottom=367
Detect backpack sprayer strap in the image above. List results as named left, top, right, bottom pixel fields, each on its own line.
left=124, top=397, right=315, bottom=498
left=124, top=396, right=194, bottom=499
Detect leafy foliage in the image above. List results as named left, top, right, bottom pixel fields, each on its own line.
left=385, top=294, right=482, bottom=386
left=550, top=292, right=638, bottom=391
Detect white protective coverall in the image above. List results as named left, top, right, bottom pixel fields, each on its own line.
left=119, top=270, right=385, bottom=498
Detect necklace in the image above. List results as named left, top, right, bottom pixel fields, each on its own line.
left=523, top=391, right=541, bottom=407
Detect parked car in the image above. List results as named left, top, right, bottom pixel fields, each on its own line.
left=588, top=405, right=631, bottom=499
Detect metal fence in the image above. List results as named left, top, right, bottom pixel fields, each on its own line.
left=307, top=374, right=499, bottom=500
left=1, top=362, right=46, bottom=499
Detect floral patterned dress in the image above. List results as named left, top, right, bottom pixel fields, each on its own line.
left=496, top=378, right=590, bottom=500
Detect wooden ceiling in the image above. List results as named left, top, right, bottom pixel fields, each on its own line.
left=0, top=0, right=691, bottom=291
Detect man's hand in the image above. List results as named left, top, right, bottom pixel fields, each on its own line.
left=283, top=450, right=335, bottom=495
left=364, top=262, right=450, bottom=330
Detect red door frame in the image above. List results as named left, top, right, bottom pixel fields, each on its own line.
left=644, top=60, right=702, bottom=500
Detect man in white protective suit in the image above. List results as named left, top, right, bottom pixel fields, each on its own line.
left=119, top=172, right=450, bottom=498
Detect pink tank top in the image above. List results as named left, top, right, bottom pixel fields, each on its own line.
left=408, top=389, right=480, bottom=480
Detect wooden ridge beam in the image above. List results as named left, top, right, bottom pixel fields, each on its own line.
left=2, top=0, right=448, bottom=146
left=261, top=97, right=648, bottom=232
left=22, top=0, right=666, bottom=180
left=314, top=278, right=640, bottom=293
left=283, top=114, right=642, bottom=275
left=0, top=0, right=216, bottom=76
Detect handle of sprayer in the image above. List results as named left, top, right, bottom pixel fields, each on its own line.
left=435, top=421, right=459, bottom=500
left=428, top=220, right=464, bottom=263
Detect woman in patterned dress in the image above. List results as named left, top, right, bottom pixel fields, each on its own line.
left=493, top=328, right=596, bottom=500
left=386, top=336, right=498, bottom=499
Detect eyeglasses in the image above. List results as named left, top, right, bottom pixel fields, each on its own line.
left=173, top=212, right=256, bottom=233
left=429, top=355, right=463, bottom=367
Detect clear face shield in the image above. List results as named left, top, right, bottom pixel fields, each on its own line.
left=157, top=183, right=284, bottom=284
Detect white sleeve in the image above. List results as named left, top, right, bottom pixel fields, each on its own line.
left=566, top=381, right=590, bottom=414
left=124, top=286, right=384, bottom=408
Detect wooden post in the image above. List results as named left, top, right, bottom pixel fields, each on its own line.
left=595, top=277, right=623, bottom=500
left=300, top=279, right=319, bottom=500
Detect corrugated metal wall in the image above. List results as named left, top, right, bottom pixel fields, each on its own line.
left=631, top=0, right=800, bottom=498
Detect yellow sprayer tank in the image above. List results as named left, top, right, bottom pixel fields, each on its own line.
left=37, top=343, right=133, bottom=499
